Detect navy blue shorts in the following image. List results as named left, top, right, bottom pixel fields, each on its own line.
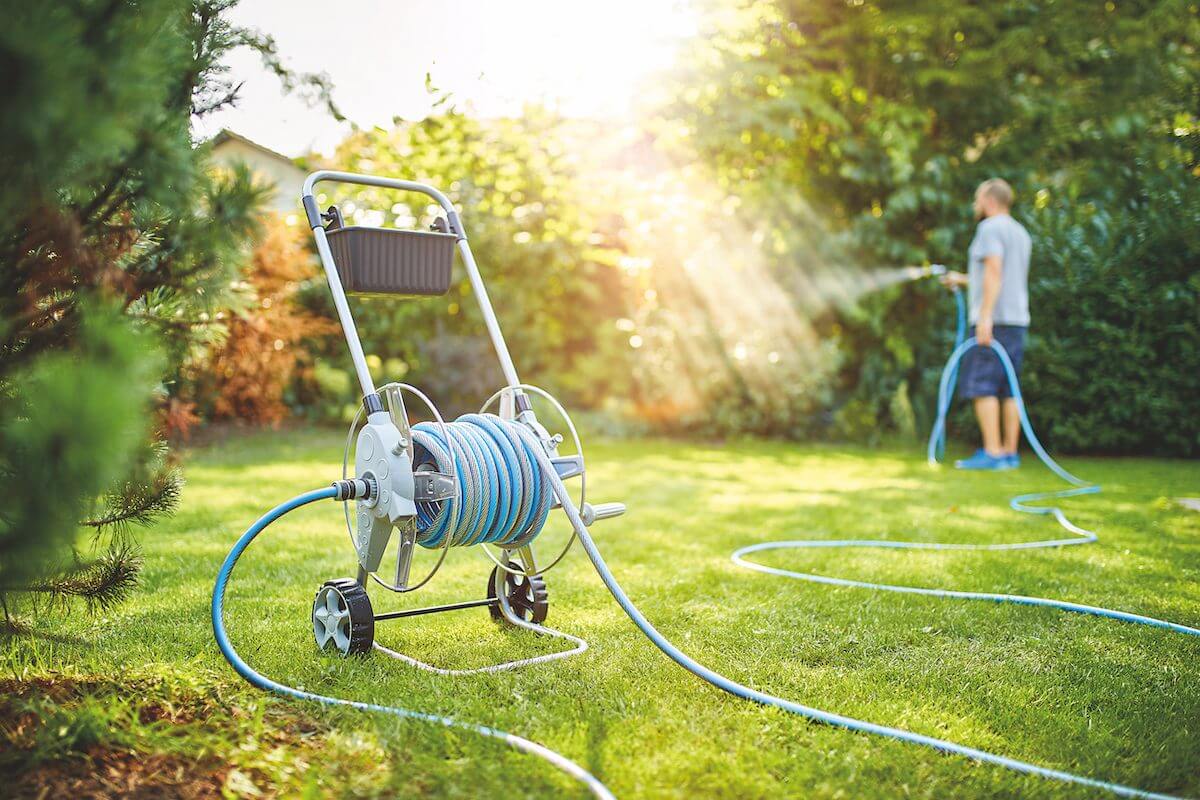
left=959, top=325, right=1027, bottom=399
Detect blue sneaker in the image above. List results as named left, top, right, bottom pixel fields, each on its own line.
left=1005, top=453, right=1021, bottom=470
left=955, top=448, right=1010, bottom=470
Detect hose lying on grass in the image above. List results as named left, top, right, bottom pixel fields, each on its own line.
left=729, top=324, right=1199, bottom=799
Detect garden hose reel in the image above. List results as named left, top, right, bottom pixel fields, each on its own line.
left=303, top=170, right=625, bottom=672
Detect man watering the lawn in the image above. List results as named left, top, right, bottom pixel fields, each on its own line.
left=941, top=178, right=1031, bottom=470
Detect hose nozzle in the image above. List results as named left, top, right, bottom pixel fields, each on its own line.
left=902, top=263, right=947, bottom=281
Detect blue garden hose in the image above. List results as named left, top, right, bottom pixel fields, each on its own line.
left=928, top=288, right=966, bottom=461
left=953, top=285, right=967, bottom=346
left=726, top=293, right=1200, bottom=797
left=410, top=414, right=553, bottom=549
left=544, top=465, right=1198, bottom=800
left=211, top=486, right=614, bottom=800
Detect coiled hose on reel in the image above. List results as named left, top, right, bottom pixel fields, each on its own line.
left=410, top=413, right=553, bottom=549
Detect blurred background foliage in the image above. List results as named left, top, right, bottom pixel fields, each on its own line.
left=3, top=0, right=1195, bottom=625
left=183, top=217, right=337, bottom=426
left=194, top=0, right=1198, bottom=455
left=268, top=0, right=1196, bottom=454
left=666, top=0, right=1200, bottom=454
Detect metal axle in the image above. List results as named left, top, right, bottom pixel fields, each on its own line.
left=374, top=598, right=496, bottom=621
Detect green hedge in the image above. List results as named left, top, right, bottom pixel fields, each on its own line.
left=1019, top=172, right=1200, bottom=455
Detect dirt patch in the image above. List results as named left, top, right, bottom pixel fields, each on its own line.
left=0, top=676, right=84, bottom=705
left=0, top=675, right=203, bottom=726
left=0, top=676, right=241, bottom=799
left=6, top=746, right=229, bottom=800
left=0, top=674, right=327, bottom=799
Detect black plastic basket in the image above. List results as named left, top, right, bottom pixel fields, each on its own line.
left=326, top=226, right=456, bottom=296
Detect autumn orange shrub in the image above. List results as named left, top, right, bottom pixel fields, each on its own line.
left=202, top=217, right=337, bottom=425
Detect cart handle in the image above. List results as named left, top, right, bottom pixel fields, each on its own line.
left=301, top=170, right=465, bottom=240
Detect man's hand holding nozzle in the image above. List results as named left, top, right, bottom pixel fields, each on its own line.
left=939, top=269, right=968, bottom=290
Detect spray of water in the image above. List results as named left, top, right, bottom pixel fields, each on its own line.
left=567, top=127, right=950, bottom=421
left=841, top=263, right=946, bottom=302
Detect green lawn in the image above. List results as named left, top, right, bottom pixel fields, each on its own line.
left=4, top=428, right=1199, bottom=798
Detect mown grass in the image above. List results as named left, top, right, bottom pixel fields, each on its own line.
left=3, top=427, right=1199, bottom=798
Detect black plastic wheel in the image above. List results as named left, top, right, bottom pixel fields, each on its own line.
left=487, top=562, right=549, bottom=625
left=312, top=578, right=374, bottom=656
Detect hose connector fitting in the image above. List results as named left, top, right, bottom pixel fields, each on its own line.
left=331, top=478, right=373, bottom=501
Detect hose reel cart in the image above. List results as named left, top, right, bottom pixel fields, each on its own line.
left=303, top=171, right=625, bottom=673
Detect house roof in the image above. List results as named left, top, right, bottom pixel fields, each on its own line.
left=210, top=128, right=299, bottom=167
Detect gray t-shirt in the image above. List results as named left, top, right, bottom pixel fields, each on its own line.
left=967, top=213, right=1031, bottom=326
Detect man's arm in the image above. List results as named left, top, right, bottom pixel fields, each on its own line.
left=975, top=254, right=1002, bottom=345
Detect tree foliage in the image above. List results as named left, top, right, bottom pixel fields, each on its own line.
left=0, top=0, right=310, bottom=623
left=303, top=99, right=630, bottom=419
left=187, top=217, right=337, bottom=425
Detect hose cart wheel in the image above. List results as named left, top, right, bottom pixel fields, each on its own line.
left=488, top=563, right=549, bottom=625
left=312, top=578, right=374, bottom=655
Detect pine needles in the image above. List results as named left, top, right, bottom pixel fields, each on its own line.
left=23, top=545, right=144, bottom=615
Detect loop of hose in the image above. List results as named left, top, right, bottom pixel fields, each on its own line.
left=411, top=413, right=553, bottom=550
left=716, top=303, right=1198, bottom=798
left=211, top=487, right=613, bottom=800
left=544, top=446, right=1196, bottom=800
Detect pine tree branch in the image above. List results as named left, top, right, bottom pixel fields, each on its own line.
left=17, top=544, right=143, bottom=615
left=231, top=26, right=344, bottom=121
left=83, top=465, right=183, bottom=534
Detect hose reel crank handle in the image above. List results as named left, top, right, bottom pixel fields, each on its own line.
left=581, top=502, right=626, bottom=526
